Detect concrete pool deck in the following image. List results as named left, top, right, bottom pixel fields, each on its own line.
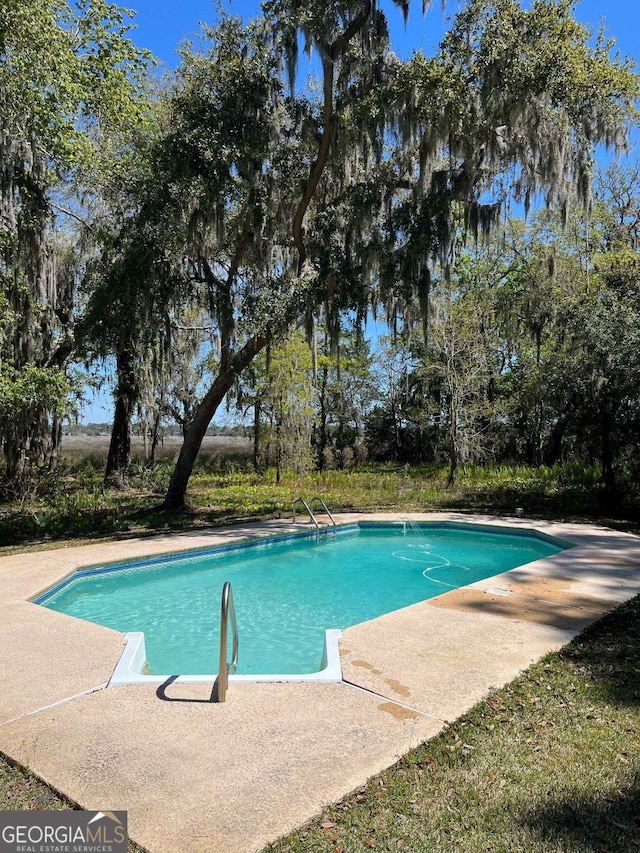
left=1, top=512, right=639, bottom=852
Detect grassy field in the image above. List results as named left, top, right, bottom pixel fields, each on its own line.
left=58, top=434, right=252, bottom=460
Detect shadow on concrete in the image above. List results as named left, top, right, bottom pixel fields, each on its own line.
left=155, top=674, right=219, bottom=703
left=429, top=586, right=606, bottom=633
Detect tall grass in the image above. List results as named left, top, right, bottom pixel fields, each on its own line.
left=0, top=458, right=637, bottom=550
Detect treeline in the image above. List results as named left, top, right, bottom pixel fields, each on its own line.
left=1, top=0, right=638, bottom=505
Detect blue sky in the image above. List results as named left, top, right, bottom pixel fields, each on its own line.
left=81, top=0, right=639, bottom=423
left=125, top=0, right=640, bottom=68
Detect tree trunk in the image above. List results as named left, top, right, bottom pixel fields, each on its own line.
left=3, top=440, right=27, bottom=488
left=447, top=397, right=459, bottom=488
left=447, top=451, right=458, bottom=488
left=542, top=416, right=568, bottom=467
left=163, top=335, right=267, bottom=509
left=390, top=398, right=401, bottom=461
left=104, top=347, right=137, bottom=488
left=316, top=364, right=329, bottom=471
left=149, top=410, right=162, bottom=468
left=253, top=398, right=262, bottom=475
left=600, top=409, right=617, bottom=493
left=275, top=392, right=283, bottom=484
left=48, top=416, right=63, bottom=472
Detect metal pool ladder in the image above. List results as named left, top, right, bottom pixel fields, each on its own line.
left=292, top=496, right=336, bottom=536
left=217, top=581, right=238, bottom=703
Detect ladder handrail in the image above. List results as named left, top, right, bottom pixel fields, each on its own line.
left=309, top=496, right=337, bottom=533
left=292, top=497, right=320, bottom=531
left=217, top=581, right=238, bottom=703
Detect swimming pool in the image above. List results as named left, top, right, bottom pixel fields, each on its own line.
left=37, top=522, right=568, bottom=679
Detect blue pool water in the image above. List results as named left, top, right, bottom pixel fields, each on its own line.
left=39, top=523, right=567, bottom=675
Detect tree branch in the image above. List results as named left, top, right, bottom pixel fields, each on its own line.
left=328, top=1, right=372, bottom=60
left=51, top=203, right=94, bottom=232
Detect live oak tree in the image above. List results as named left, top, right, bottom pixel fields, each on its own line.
left=254, top=332, right=315, bottom=481
left=160, top=5, right=395, bottom=508
left=314, top=330, right=375, bottom=470
left=485, top=214, right=577, bottom=467
left=82, top=216, right=197, bottom=486
left=560, top=165, right=640, bottom=490
left=78, top=83, right=192, bottom=487
left=138, top=303, right=217, bottom=463
left=411, top=182, right=640, bottom=486
left=481, top=172, right=640, bottom=487
left=428, top=262, right=501, bottom=485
